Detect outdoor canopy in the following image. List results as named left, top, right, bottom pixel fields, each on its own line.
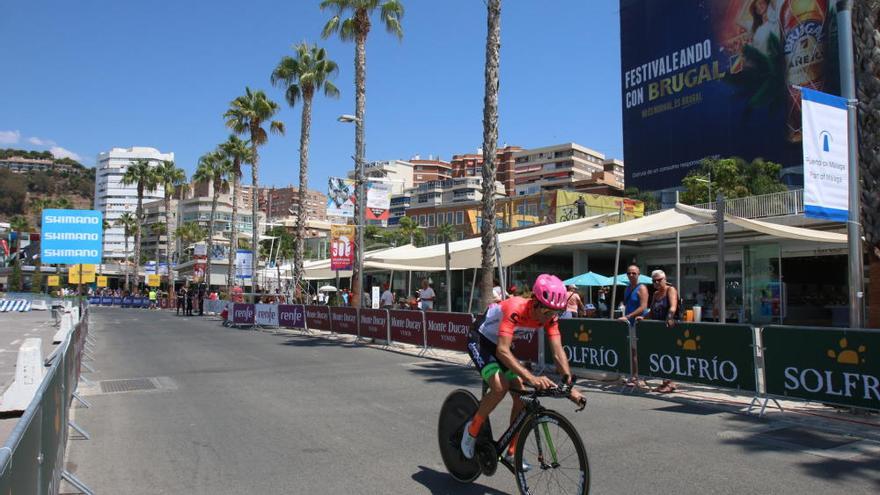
left=563, top=271, right=613, bottom=287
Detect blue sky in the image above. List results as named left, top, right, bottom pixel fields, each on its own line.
left=0, top=1, right=623, bottom=189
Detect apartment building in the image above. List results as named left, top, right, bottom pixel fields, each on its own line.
left=265, top=186, right=327, bottom=221
left=409, top=155, right=452, bottom=185
left=450, top=145, right=523, bottom=194
left=512, top=143, right=610, bottom=196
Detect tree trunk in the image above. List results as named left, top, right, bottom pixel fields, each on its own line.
left=228, top=162, right=239, bottom=297
left=295, top=94, right=313, bottom=297
left=480, top=0, right=501, bottom=311
left=207, top=182, right=219, bottom=292
left=165, top=194, right=173, bottom=291
left=134, top=185, right=144, bottom=293
left=124, top=229, right=130, bottom=292
left=251, top=140, right=260, bottom=302
left=854, top=0, right=880, bottom=327
left=352, top=29, right=368, bottom=309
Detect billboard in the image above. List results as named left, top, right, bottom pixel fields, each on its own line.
left=365, top=181, right=392, bottom=221
left=620, top=0, right=840, bottom=191
left=555, top=192, right=644, bottom=223
left=235, top=250, right=253, bottom=279
left=327, top=177, right=356, bottom=218
left=40, top=209, right=103, bottom=264
left=68, top=264, right=96, bottom=284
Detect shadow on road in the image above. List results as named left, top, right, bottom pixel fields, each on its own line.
left=411, top=465, right=509, bottom=495
left=406, top=361, right=481, bottom=388
left=279, top=336, right=358, bottom=348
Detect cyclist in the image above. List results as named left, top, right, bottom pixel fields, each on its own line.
left=462, top=274, right=585, bottom=465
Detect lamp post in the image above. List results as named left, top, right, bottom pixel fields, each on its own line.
left=338, top=114, right=365, bottom=308
left=693, top=171, right=712, bottom=204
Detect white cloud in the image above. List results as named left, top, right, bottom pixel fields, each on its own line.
left=0, top=130, right=21, bottom=144
left=50, top=146, right=82, bottom=162
left=28, top=136, right=56, bottom=146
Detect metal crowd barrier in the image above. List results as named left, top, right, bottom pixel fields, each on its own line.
left=0, top=301, right=93, bottom=494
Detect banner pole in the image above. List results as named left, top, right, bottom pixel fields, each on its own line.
left=717, top=193, right=726, bottom=323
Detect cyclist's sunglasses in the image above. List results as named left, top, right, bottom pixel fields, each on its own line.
left=535, top=302, right=563, bottom=318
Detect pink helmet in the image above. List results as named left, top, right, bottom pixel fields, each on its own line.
left=532, top=274, right=567, bottom=310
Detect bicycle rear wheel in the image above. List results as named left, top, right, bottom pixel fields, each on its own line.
left=438, top=389, right=482, bottom=483
left=514, top=410, right=589, bottom=495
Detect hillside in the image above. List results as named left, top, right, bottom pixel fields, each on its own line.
left=0, top=153, right=95, bottom=228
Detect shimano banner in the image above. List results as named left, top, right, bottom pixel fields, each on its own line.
left=40, top=209, right=103, bottom=264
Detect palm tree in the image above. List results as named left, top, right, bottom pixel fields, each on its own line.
left=321, top=0, right=404, bottom=307
left=156, top=160, right=187, bottom=287
left=193, top=150, right=232, bottom=291
left=224, top=88, right=285, bottom=300
left=100, top=218, right=111, bottom=275
left=121, top=159, right=160, bottom=289
left=219, top=135, right=253, bottom=295
left=175, top=222, right=208, bottom=253
left=271, top=41, right=340, bottom=295
left=479, top=0, right=501, bottom=310
left=855, top=2, right=880, bottom=327
left=114, top=212, right=138, bottom=292
left=7, top=216, right=29, bottom=291
left=437, top=222, right=456, bottom=311
left=395, top=215, right=423, bottom=247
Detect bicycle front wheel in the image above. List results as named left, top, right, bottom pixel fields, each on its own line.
left=514, top=410, right=589, bottom=495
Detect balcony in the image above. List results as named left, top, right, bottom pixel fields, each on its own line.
left=691, top=189, right=804, bottom=219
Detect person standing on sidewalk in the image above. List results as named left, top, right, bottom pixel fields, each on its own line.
left=638, top=270, right=679, bottom=393
left=618, top=265, right=649, bottom=388
left=176, top=285, right=186, bottom=316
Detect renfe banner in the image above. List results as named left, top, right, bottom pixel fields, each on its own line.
left=305, top=305, right=331, bottom=330
left=330, top=306, right=358, bottom=335
left=389, top=310, right=424, bottom=346
left=620, top=0, right=841, bottom=190
left=232, top=303, right=255, bottom=325
left=425, top=312, right=473, bottom=352
left=278, top=304, right=306, bottom=329
left=547, top=319, right=631, bottom=374
left=359, top=309, right=388, bottom=339
left=762, top=325, right=880, bottom=411
left=636, top=321, right=756, bottom=391
left=802, top=88, right=849, bottom=221
left=254, top=304, right=279, bottom=326
left=40, top=209, right=103, bottom=264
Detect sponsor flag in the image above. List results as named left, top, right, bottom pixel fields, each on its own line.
left=366, top=181, right=392, bottom=221
left=802, top=88, right=849, bottom=222
left=330, top=224, right=354, bottom=271
left=327, top=177, right=356, bottom=218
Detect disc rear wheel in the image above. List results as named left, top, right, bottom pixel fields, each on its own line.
left=438, top=389, right=482, bottom=483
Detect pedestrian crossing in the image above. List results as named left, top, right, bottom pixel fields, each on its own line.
left=0, top=299, right=33, bottom=312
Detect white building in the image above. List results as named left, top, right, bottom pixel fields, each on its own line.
left=94, top=147, right=173, bottom=261
left=347, top=159, right=414, bottom=194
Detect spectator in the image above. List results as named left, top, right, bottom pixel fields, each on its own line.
left=185, top=284, right=194, bottom=316
left=492, top=279, right=503, bottom=302
left=597, top=287, right=609, bottom=318
left=575, top=195, right=586, bottom=218
left=341, top=289, right=350, bottom=306
left=506, top=285, right=519, bottom=297
left=198, top=284, right=206, bottom=316
left=637, top=270, right=679, bottom=393
left=417, top=279, right=435, bottom=311
left=176, top=285, right=186, bottom=316
left=619, top=264, right=649, bottom=389
left=562, top=284, right=584, bottom=319
left=148, top=288, right=157, bottom=309
left=380, top=283, right=394, bottom=309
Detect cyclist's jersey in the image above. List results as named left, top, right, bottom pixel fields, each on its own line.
left=476, top=296, right=560, bottom=344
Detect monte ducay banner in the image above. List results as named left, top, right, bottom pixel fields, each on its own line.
left=359, top=309, right=388, bottom=339
left=425, top=312, right=473, bottom=352
left=762, top=326, right=880, bottom=411
left=636, top=321, right=756, bottom=391
left=389, top=310, right=424, bottom=346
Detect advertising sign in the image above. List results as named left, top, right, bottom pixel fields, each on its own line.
left=802, top=88, right=849, bottom=221
left=304, top=305, right=331, bottom=330
left=68, top=264, right=96, bottom=284
left=762, top=326, right=880, bottom=411
left=330, top=306, right=359, bottom=335
left=546, top=319, right=631, bottom=374
left=254, top=304, right=279, bottom=327
left=620, top=0, right=840, bottom=190
left=327, top=177, right=356, bottom=218
left=194, top=243, right=208, bottom=257
left=210, top=244, right=229, bottom=262
left=96, top=276, right=108, bottom=288
left=635, top=321, right=756, bottom=391
left=47, top=275, right=60, bottom=287
left=147, top=274, right=161, bottom=287
left=555, top=192, right=644, bottom=223
left=366, top=181, right=392, bottom=221
left=425, top=312, right=473, bottom=352
left=232, top=303, right=255, bottom=325
left=389, top=310, right=425, bottom=346
left=40, top=209, right=103, bottom=264
left=278, top=304, right=306, bottom=329
left=359, top=309, right=388, bottom=340
left=235, top=250, right=253, bottom=279
left=330, top=225, right=355, bottom=271
left=371, top=286, right=380, bottom=309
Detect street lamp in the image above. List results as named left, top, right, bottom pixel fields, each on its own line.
left=338, top=113, right=366, bottom=308
left=693, top=171, right=712, bottom=204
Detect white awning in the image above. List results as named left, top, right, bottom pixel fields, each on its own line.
left=676, top=203, right=847, bottom=243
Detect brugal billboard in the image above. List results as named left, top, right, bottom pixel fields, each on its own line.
left=620, top=0, right=840, bottom=191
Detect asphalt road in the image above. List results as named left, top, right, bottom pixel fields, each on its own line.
left=65, top=307, right=879, bottom=494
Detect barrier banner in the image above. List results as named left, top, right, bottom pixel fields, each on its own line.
left=203, top=299, right=224, bottom=315
left=232, top=303, right=255, bottom=325
left=278, top=304, right=306, bottom=329
left=113, top=297, right=123, bottom=306
left=636, top=321, right=756, bottom=391
left=511, top=329, right=540, bottom=363
left=330, top=306, right=359, bottom=335
left=546, top=319, right=630, bottom=373
left=305, top=305, right=331, bottom=331
left=88, top=296, right=99, bottom=304
left=121, top=296, right=131, bottom=308
left=389, top=310, right=425, bottom=346
left=101, top=296, right=112, bottom=306
left=359, top=309, right=388, bottom=339
left=762, top=325, right=880, bottom=411
left=254, top=304, right=279, bottom=326
left=425, top=312, right=473, bottom=352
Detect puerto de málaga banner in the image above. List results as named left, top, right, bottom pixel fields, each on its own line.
left=620, top=0, right=840, bottom=191
left=801, top=87, right=848, bottom=222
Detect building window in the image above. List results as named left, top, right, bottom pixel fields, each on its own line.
left=446, top=212, right=453, bottom=225
left=428, top=214, right=436, bottom=227
left=456, top=211, right=464, bottom=225
left=419, top=214, right=426, bottom=226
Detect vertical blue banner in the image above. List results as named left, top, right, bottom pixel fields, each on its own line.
left=40, top=209, right=104, bottom=264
